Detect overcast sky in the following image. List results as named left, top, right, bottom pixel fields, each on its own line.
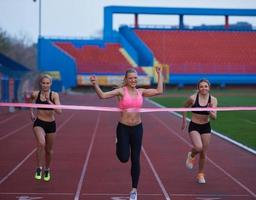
left=1, top=0, right=256, bottom=44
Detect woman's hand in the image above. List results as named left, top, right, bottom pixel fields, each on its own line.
left=181, top=117, right=187, bottom=130
left=31, top=112, right=36, bottom=122
left=45, top=92, right=54, bottom=105
left=208, top=102, right=217, bottom=120
left=155, top=65, right=162, bottom=75
left=90, top=75, right=97, bottom=86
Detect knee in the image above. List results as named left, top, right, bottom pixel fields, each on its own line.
left=45, top=149, right=53, bottom=156
left=116, top=153, right=129, bottom=163
left=119, top=158, right=129, bottom=163
left=37, top=142, right=45, bottom=150
left=194, top=145, right=203, bottom=153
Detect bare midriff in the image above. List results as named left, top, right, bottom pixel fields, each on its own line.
left=191, top=113, right=209, bottom=124
left=37, top=110, right=55, bottom=122
left=119, top=111, right=141, bottom=126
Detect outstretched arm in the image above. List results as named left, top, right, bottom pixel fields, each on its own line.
left=141, top=66, right=163, bottom=97
left=90, top=75, right=121, bottom=99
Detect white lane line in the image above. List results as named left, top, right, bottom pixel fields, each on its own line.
left=211, top=129, right=256, bottom=155
left=74, top=112, right=101, bottom=200
left=151, top=114, right=256, bottom=199
left=142, top=147, right=171, bottom=200
left=207, top=158, right=256, bottom=198
left=0, top=122, right=31, bottom=141
left=0, top=150, right=36, bottom=185
left=0, top=114, right=75, bottom=185
left=0, top=113, right=20, bottom=125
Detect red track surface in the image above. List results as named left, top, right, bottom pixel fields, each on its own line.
left=0, top=94, right=255, bottom=200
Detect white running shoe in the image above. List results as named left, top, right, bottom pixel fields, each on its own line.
left=197, top=173, right=206, bottom=184
left=129, top=189, right=137, bottom=200
left=186, top=152, right=195, bottom=169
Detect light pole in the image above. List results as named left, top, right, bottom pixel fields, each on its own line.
left=33, top=0, right=42, bottom=69
left=33, top=0, right=42, bottom=37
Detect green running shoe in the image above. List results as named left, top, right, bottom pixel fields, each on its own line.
left=34, top=167, right=42, bottom=180
left=43, top=170, right=51, bottom=181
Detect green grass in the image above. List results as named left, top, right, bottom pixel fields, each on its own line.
left=150, top=87, right=256, bottom=150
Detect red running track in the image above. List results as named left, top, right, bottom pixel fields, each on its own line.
left=0, top=93, right=255, bottom=200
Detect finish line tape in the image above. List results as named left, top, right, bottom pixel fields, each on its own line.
left=0, top=102, right=256, bottom=112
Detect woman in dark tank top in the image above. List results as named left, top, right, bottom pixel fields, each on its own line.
left=30, top=74, right=62, bottom=182
left=182, top=79, right=218, bottom=184
left=35, top=90, right=54, bottom=110
left=191, top=92, right=212, bottom=115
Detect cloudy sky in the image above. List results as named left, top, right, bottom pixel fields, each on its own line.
left=0, top=0, right=256, bottom=43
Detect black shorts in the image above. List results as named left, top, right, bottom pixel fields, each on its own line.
left=33, top=118, right=56, bottom=134
left=188, top=121, right=211, bottom=135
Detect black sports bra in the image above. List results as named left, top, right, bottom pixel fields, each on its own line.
left=192, top=93, right=211, bottom=115
left=35, top=91, right=54, bottom=110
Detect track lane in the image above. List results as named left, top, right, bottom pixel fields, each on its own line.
left=0, top=94, right=255, bottom=200
left=142, top=106, right=256, bottom=200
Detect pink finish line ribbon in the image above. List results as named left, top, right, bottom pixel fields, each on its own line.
left=0, top=102, right=256, bottom=112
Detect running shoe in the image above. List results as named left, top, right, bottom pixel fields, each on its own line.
left=197, top=173, right=206, bottom=184
left=129, top=190, right=137, bottom=200
left=186, top=152, right=195, bottom=169
left=34, top=167, right=42, bottom=180
left=43, top=169, right=51, bottom=181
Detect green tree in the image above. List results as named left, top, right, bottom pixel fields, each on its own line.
left=0, top=28, right=11, bottom=54
left=0, top=28, right=36, bottom=70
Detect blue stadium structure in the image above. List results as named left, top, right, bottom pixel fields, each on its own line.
left=0, top=53, right=30, bottom=102
left=38, top=6, right=256, bottom=90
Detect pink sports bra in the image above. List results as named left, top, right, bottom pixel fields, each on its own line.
left=119, top=87, right=143, bottom=110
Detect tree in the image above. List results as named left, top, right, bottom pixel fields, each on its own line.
left=0, top=28, right=36, bottom=70
left=0, top=28, right=11, bottom=54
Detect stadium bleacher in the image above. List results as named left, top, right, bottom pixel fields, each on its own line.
left=38, top=6, right=256, bottom=88
left=54, top=42, right=145, bottom=74
left=135, top=30, right=256, bottom=74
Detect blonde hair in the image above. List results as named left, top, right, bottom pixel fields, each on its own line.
left=123, top=68, right=137, bottom=87
left=113, top=68, right=138, bottom=89
left=37, top=73, right=52, bottom=90
left=39, top=74, right=52, bottom=84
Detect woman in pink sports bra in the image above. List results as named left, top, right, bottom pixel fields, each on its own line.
left=90, top=66, right=163, bottom=200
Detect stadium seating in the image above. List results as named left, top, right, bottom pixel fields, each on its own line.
left=54, top=42, right=145, bottom=75
left=135, top=30, right=256, bottom=74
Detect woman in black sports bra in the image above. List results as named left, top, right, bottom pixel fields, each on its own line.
left=181, top=79, right=217, bottom=184
left=30, top=74, right=62, bottom=181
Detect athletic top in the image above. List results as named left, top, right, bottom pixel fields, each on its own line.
left=119, top=87, right=143, bottom=110
left=192, top=93, right=211, bottom=115
left=36, top=91, right=54, bottom=110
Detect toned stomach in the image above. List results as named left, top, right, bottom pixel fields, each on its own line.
left=119, top=111, right=141, bottom=126
left=37, top=110, right=55, bottom=122
left=191, top=113, right=209, bottom=124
